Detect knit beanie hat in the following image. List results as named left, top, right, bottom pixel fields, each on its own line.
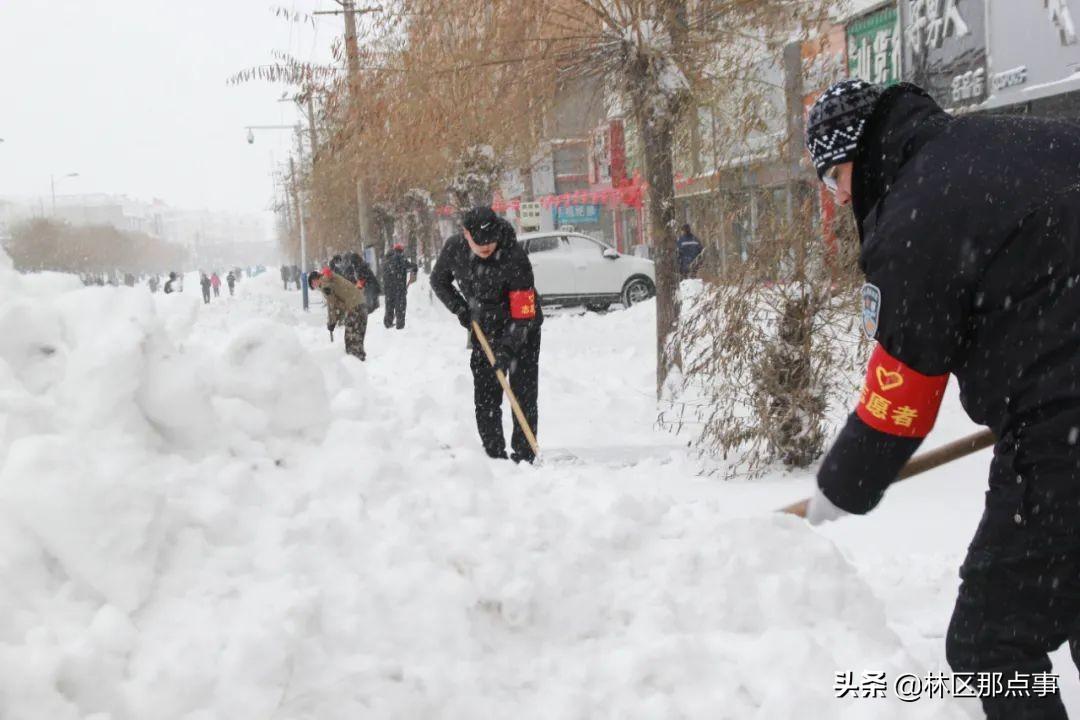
left=806, top=79, right=884, bottom=178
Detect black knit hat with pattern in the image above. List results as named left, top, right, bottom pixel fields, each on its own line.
left=805, top=78, right=884, bottom=178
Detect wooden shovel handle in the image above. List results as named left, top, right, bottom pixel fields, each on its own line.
left=780, top=428, right=996, bottom=518
left=471, top=321, right=540, bottom=458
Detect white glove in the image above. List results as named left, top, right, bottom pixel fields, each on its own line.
left=805, top=488, right=849, bottom=526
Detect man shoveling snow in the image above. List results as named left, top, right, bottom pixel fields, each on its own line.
left=802, top=78, right=1080, bottom=719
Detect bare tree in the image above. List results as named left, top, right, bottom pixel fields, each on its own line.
left=383, top=0, right=829, bottom=394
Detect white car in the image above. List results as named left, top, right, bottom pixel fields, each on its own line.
left=518, top=231, right=656, bottom=311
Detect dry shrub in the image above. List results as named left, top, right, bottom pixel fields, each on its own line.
left=665, top=187, right=868, bottom=476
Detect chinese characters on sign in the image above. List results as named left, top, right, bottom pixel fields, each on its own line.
left=835, top=671, right=1060, bottom=702
left=951, top=67, right=985, bottom=103
left=904, top=0, right=970, bottom=54
left=847, top=6, right=902, bottom=86
left=554, top=204, right=601, bottom=225
left=901, top=0, right=987, bottom=108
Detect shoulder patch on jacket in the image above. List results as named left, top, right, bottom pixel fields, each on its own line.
left=861, top=283, right=881, bottom=340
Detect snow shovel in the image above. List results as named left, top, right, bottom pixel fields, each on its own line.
left=471, top=320, right=541, bottom=460
left=779, top=428, right=996, bottom=518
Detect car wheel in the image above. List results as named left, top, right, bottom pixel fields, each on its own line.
left=585, top=302, right=611, bottom=313
left=622, top=277, right=654, bottom=307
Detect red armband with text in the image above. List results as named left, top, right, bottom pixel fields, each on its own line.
left=855, top=344, right=948, bottom=438
left=509, top=289, right=536, bottom=320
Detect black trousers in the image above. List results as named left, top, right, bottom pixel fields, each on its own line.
left=384, top=286, right=407, bottom=328
left=469, top=328, right=540, bottom=460
left=946, top=451, right=1080, bottom=720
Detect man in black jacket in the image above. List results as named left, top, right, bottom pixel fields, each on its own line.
left=331, top=251, right=382, bottom=313
left=431, top=207, right=543, bottom=463
left=805, top=79, right=1080, bottom=719
left=382, top=243, right=418, bottom=329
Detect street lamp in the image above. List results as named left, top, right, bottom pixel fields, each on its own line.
left=51, top=172, right=80, bottom=216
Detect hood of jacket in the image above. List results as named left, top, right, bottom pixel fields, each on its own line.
left=851, top=83, right=952, bottom=233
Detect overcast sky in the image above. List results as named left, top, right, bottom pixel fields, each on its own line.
left=0, top=0, right=339, bottom=218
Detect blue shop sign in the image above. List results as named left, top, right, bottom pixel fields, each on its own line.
left=555, top=203, right=602, bottom=225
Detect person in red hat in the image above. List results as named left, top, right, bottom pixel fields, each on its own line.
left=382, top=242, right=418, bottom=329
left=308, top=266, right=368, bottom=360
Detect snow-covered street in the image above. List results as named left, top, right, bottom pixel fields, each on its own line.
left=0, top=255, right=1075, bottom=719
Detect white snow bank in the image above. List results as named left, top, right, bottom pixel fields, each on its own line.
left=0, top=253, right=968, bottom=719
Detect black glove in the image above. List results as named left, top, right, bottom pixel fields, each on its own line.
left=493, top=346, right=515, bottom=374
left=456, top=309, right=472, bottom=329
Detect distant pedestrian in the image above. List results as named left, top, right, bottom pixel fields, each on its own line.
left=226, top=271, right=236, bottom=296
left=677, top=224, right=703, bottom=277
left=281, top=264, right=290, bottom=290
left=148, top=275, right=160, bottom=294
left=293, top=265, right=302, bottom=290
left=163, top=271, right=180, bottom=294
left=382, top=243, right=418, bottom=329
left=309, top=267, right=368, bottom=361
left=210, top=272, right=221, bottom=297
left=200, top=273, right=212, bottom=304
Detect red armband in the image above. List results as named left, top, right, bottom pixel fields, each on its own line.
left=509, top=289, right=536, bottom=320
left=855, top=344, right=948, bottom=438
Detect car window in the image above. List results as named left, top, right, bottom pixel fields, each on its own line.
left=566, top=235, right=602, bottom=255
left=526, top=236, right=560, bottom=254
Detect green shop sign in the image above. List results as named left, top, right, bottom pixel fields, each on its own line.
left=847, top=5, right=901, bottom=86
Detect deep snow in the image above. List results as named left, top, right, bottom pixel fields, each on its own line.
left=0, top=252, right=1075, bottom=719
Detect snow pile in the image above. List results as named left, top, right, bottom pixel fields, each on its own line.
left=0, top=251, right=968, bottom=719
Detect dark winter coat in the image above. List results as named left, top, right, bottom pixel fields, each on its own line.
left=331, top=252, right=381, bottom=310
left=330, top=253, right=380, bottom=292
left=431, top=217, right=543, bottom=358
left=677, top=232, right=703, bottom=274
left=382, top=249, right=417, bottom=293
left=819, top=83, right=1080, bottom=515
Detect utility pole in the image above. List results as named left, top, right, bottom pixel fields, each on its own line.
left=341, top=1, right=362, bottom=83
left=290, top=151, right=310, bottom=312
left=341, top=0, right=372, bottom=252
